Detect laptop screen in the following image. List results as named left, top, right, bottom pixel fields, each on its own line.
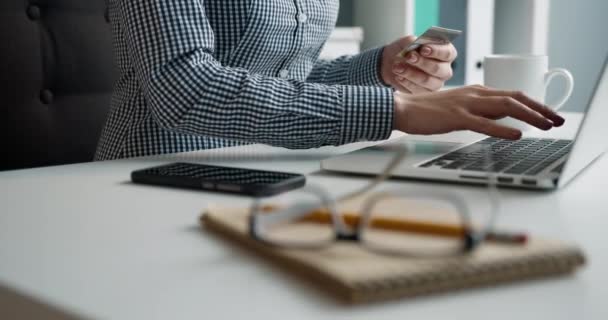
left=558, top=54, right=608, bottom=186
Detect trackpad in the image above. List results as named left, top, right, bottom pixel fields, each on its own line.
left=368, top=139, right=463, bottom=168
left=321, top=138, right=465, bottom=176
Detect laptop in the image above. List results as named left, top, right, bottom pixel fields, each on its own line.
left=322, top=55, right=608, bottom=190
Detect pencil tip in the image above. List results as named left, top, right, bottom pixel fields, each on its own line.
left=516, top=234, right=529, bottom=244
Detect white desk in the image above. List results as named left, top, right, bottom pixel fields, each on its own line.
left=1, top=113, right=607, bottom=319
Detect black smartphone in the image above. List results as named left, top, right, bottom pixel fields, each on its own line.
left=131, top=162, right=305, bottom=197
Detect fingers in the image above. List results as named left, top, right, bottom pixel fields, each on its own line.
left=393, top=65, right=444, bottom=91
left=394, top=77, right=431, bottom=94
left=400, top=52, right=453, bottom=80
left=475, top=96, right=554, bottom=131
left=398, top=35, right=418, bottom=49
left=391, top=81, right=413, bottom=94
left=420, top=43, right=458, bottom=62
left=509, top=91, right=566, bottom=126
left=464, top=115, right=522, bottom=140
left=473, top=87, right=565, bottom=126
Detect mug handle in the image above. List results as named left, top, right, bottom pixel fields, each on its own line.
left=544, top=68, right=574, bottom=110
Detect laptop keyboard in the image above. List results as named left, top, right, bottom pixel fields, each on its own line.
left=419, top=137, right=573, bottom=176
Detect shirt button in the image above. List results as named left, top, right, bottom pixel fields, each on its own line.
left=298, top=13, right=308, bottom=23
left=279, top=70, right=289, bottom=78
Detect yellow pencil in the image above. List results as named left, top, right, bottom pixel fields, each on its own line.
left=301, top=209, right=528, bottom=245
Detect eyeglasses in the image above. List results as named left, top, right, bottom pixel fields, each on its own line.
left=248, top=140, right=500, bottom=257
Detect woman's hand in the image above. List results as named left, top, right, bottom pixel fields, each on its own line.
left=381, top=35, right=457, bottom=93
left=393, top=85, right=566, bottom=140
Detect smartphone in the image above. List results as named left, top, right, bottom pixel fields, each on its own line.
left=131, top=162, right=305, bottom=197
left=398, top=26, right=462, bottom=58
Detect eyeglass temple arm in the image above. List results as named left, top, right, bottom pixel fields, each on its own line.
left=337, top=147, right=408, bottom=203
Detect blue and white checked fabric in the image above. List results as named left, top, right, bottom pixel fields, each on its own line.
left=95, top=0, right=395, bottom=160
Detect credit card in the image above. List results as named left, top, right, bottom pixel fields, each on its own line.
left=398, top=26, right=462, bottom=58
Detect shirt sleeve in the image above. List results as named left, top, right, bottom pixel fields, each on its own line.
left=306, top=47, right=390, bottom=87
left=117, top=1, right=394, bottom=149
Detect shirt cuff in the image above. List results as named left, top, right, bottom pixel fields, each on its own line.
left=339, top=86, right=394, bottom=144
left=347, top=47, right=390, bottom=87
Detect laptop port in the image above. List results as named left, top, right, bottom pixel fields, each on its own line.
left=521, top=179, right=537, bottom=186
left=459, top=175, right=488, bottom=181
left=497, top=177, right=514, bottom=184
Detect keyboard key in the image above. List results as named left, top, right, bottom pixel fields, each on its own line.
left=464, top=166, right=488, bottom=172
left=505, top=167, right=529, bottom=174
left=491, top=163, right=515, bottom=172
left=423, top=137, right=572, bottom=175
left=439, top=154, right=462, bottom=161
left=443, top=161, right=467, bottom=169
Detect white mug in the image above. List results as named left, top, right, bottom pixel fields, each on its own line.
left=483, top=54, right=574, bottom=131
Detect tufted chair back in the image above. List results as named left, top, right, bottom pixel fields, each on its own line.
left=0, top=0, right=116, bottom=171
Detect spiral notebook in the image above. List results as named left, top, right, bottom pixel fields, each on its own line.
left=201, top=207, right=586, bottom=304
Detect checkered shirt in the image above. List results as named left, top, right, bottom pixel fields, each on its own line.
left=95, top=0, right=394, bottom=160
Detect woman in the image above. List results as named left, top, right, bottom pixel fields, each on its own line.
left=95, top=0, right=563, bottom=160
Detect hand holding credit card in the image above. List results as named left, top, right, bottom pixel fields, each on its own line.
left=398, top=26, right=462, bottom=58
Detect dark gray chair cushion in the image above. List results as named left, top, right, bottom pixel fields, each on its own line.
left=0, top=0, right=116, bottom=171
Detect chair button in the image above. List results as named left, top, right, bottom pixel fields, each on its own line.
left=26, top=5, right=42, bottom=21
left=40, top=90, right=54, bottom=105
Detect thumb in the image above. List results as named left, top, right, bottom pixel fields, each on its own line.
left=398, top=35, right=417, bottom=50
left=392, top=35, right=417, bottom=58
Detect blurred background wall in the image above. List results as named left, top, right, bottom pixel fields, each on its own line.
left=545, top=0, right=608, bottom=112
left=336, top=0, right=608, bottom=112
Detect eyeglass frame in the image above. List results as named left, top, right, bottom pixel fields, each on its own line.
left=248, top=141, right=499, bottom=257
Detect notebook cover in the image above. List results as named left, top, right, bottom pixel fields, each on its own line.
left=201, top=206, right=586, bottom=304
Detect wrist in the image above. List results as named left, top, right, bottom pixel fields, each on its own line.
left=380, top=46, right=392, bottom=86
left=393, top=91, right=411, bottom=132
